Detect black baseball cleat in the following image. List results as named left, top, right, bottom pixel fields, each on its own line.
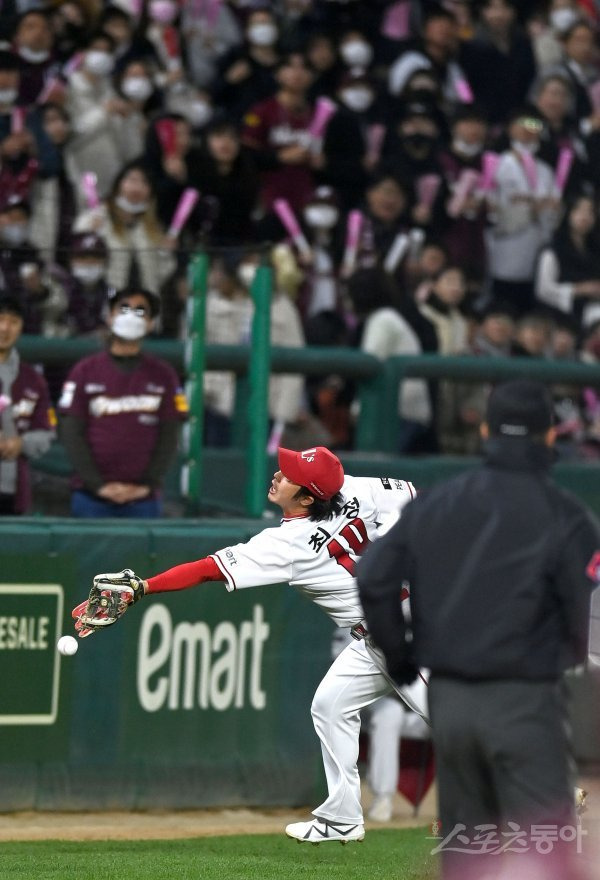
left=285, top=818, right=365, bottom=844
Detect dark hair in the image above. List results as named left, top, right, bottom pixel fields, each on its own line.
left=108, top=286, right=160, bottom=318
left=422, top=5, right=456, bottom=27
left=276, top=51, right=314, bottom=74
left=450, top=104, right=488, bottom=127
left=0, top=295, right=24, bottom=319
left=293, top=487, right=344, bottom=522
left=346, top=267, right=397, bottom=317
left=109, top=160, right=154, bottom=198
left=85, top=30, right=117, bottom=52
left=99, top=5, right=133, bottom=26
left=0, top=50, right=19, bottom=72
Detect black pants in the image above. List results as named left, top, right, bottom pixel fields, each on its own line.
left=428, top=676, right=578, bottom=880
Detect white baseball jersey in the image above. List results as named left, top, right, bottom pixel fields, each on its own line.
left=211, top=476, right=415, bottom=627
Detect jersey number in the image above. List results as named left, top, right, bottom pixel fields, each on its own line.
left=327, top=518, right=369, bottom=575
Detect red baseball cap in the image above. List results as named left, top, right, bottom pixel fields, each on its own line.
left=278, top=446, right=344, bottom=500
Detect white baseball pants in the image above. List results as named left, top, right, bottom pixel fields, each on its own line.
left=310, top=637, right=429, bottom=824
left=367, top=689, right=430, bottom=796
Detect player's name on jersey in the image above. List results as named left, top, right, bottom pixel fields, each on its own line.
left=137, top=603, right=270, bottom=713
left=0, top=615, right=51, bottom=650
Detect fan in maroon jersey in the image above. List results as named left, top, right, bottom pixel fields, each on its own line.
left=58, top=286, right=188, bottom=518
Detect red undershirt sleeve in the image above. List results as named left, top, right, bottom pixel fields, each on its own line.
left=146, top=557, right=224, bottom=593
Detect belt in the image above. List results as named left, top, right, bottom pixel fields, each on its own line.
left=350, top=622, right=369, bottom=641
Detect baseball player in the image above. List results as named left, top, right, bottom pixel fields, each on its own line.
left=72, top=445, right=428, bottom=844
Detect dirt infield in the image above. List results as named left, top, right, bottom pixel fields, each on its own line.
left=0, top=787, right=438, bottom=841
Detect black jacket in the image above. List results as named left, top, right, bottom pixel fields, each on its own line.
left=357, top=437, right=600, bottom=682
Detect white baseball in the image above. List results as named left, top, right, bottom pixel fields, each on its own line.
left=57, top=635, right=79, bottom=656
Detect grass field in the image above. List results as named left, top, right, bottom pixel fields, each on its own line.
left=0, top=828, right=438, bottom=880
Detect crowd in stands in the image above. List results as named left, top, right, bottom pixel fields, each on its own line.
left=2, top=0, right=600, bottom=466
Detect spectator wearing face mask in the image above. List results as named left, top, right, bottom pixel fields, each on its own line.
left=388, top=6, right=473, bottom=110
left=337, top=28, right=374, bottom=73
left=531, top=0, right=588, bottom=70
left=58, top=285, right=187, bottom=518
left=115, top=59, right=161, bottom=161
left=165, top=85, right=215, bottom=133
left=143, top=0, right=186, bottom=90
left=381, top=101, right=444, bottom=229
left=213, top=7, right=280, bottom=119
left=64, top=233, right=111, bottom=337
left=0, top=197, right=68, bottom=337
left=66, top=32, right=139, bottom=198
left=73, top=161, right=176, bottom=297
left=485, top=108, right=561, bottom=315
left=300, top=186, right=343, bottom=318
left=316, top=69, right=385, bottom=211
left=11, top=9, right=59, bottom=107
left=436, top=106, right=489, bottom=281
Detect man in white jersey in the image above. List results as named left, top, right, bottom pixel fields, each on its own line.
left=72, top=445, right=428, bottom=844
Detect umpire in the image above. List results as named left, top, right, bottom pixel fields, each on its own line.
left=356, top=379, right=600, bottom=880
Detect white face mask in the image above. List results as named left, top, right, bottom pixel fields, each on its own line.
left=237, top=263, right=257, bottom=288
left=0, top=88, right=17, bottom=105
left=452, top=138, right=483, bottom=157
left=304, top=205, right=339, bottom=228
left=121, top=77, right=153, bottom=102
left=340, top=40, right=373, bottom=67
left=111, top=311, right=148, bottom=341
left=0, top=224, right=28, bottom=246
left=84, top=50, right=114, bottom=77
left=340, top=87, right=373, bottom=113
left=247, top=23, right=278, bottom=47
left=150, top=0, right=178, bottom=24
left=72, top=264, right=105, bottom=285
left=18, top=46, right=50, bottom=64
left=550, top=8, right=579, bottom=33
left=115, top=195, right=149, bottom=214
left=511, top=139, right=539, bottom=155
left=187, top=100, right=212, bottom=128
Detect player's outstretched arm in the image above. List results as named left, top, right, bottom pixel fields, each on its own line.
left=71, top=558, right=226, bottom=637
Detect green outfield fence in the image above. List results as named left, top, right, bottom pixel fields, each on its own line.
left=0, top=515, right=598, bottom=812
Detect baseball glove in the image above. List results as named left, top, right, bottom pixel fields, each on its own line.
left=72, top=569, right=145, bottom=637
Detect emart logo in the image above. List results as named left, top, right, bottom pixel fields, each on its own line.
left=0, top=585, right=64, bottom=725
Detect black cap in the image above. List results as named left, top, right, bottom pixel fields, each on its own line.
left=0, top=295, right=24, bottom=319
left=486, top=380, right=553, bottom=438
left=107, top=286, right=160, bottom=318
left=70, top=232, right=107, bottom=258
